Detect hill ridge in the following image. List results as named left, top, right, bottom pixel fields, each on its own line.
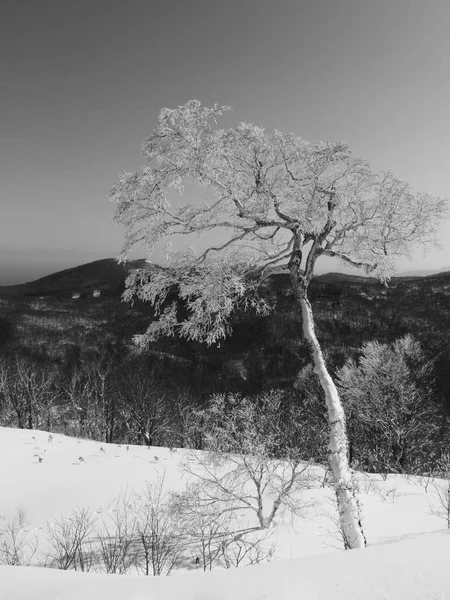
left=1, top=257, right=449, bottom=299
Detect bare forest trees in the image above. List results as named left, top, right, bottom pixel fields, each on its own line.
left=61, top=350, right=117, bottom=441
left=0, top=342, right=189, bottom=447
left=0, top=354, right=57, bottom=430
left=110, top=100, right=448, bottom=547
left=59, top=348, right=180, bottom=445
left=2, top=474, right=277, bottom=574
left=113, top=364, right=172, bottom=447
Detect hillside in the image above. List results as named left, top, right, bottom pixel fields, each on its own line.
left=0, top=427, right=450, bottom=599
left=0, top=258, right=149, bottom=298
left=1, top=260, right=450, bottom=399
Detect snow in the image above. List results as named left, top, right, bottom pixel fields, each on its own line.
left=2, top=531, right=450, bottom=600
left=1, top=427, right=450, bottom=599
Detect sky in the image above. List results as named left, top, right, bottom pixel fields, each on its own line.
left=1, top=0, right=449, bottom=284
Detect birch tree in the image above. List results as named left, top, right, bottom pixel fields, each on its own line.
left=110, top=100, right=448, bottom=549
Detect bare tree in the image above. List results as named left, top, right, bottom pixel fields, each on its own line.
left=220, top=528, right=276, bottom=568
left=175, top=486, right=234, bottom=572
left=132, top=474, right=183, bottom=575
left=97, top=490, right=137, bottom=574
left=61, top=364, right=98, bottom=438
left=175, top=478, right=279, bottom=571
left=110, top=100, right=448, bottom=548
left=45, top=506, right=97, bottom=571
left=0, top=509, right=39, bottom=566
left=86, top=350, right=117, bottom=443
left=60, top=349, right=117, bottom=442
left=44, top=486, right=183, bottom=576
left=180, top=393, right=314, bottom=535
left=113, top=365, right=172, bottom=447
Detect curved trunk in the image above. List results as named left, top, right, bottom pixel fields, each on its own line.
left=292, top=273, right=366, bottom=549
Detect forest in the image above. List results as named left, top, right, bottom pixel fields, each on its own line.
left=1, top=267, right=449, bottom=479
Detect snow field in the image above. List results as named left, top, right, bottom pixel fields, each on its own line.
left=1, top=427, right=450, bottom=599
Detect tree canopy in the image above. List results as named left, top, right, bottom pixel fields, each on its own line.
left=110, top=100, right=447, bottom=347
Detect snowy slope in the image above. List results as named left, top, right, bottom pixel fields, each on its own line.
left=2, top=531, right=450, bottom=600
left=0, top=427, right=449, bottom=599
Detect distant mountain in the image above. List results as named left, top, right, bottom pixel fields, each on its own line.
left=1, top=257, right=448, bottom=299
left=0, top=261, right=379, bottom=298
left=0, top=258, right=150, bottom=298
left=394, top=266, right=450, bottom=278
left=315, top=272, right=378, bottom=284
left=316, top=268, right=450, bottom=283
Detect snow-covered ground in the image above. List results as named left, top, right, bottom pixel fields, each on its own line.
left=1, top=427, right=449, bottom=599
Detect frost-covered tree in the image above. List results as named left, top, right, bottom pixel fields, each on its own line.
left=110, top=100, right=448, bottom=549
left=181, top=392, right=313, bottom=532
left=337, top=335, right=441, bottom=474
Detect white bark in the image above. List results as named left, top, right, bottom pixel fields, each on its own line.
left=299, top=294, right=366, bottom=549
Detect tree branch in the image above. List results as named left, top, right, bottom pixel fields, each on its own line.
left=268, top=190, right=295, bottom=223
left=322, top=249, right=377, bottom=273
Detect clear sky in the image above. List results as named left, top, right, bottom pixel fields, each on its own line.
left=1, top=0, right=449, bottom=284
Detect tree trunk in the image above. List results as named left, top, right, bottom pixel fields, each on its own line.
left=26, top=396, right=33, bottom=430
left=293, top=278, right=366, bottom=549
